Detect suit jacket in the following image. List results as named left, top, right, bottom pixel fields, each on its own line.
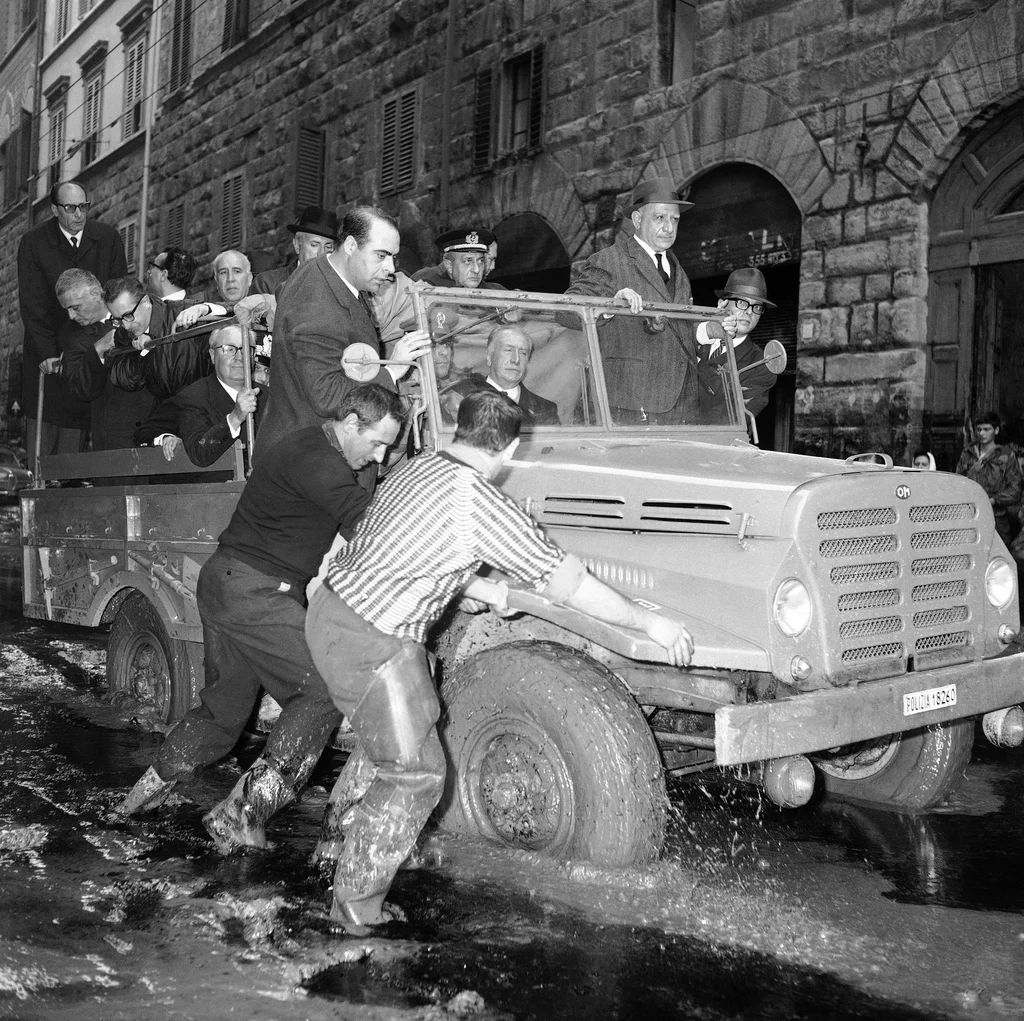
left=135, top=374, right=264, bottom=467
left=17, top=217, right=127, bottom=421
left=258, top=254, right=395, bottom=456
left=61, top=320, right=155, bottom=450
left=565, top=230, right=698, bottom=418
left=252, top=265, right=292, bottom=300
left=695, top=335, right=778, bottom=424
left=449, top=374, right=560, bottom=426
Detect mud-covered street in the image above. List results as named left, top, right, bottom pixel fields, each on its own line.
left=2, top=506, right=1024, bottom=1021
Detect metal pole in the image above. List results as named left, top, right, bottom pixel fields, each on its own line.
left=239, top=322, right=256, bottom=469
left=34, top=370, right=45, bottom=482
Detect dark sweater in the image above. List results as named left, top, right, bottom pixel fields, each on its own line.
left=218, top=424, right=371, bottom=588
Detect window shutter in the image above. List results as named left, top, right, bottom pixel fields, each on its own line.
left=473, top=68, right=492, bottom=171
left=18, top=109, right=32, bottom=188
left=119, top=221, right=138, bottom=273
left=166, top=202, right=185, bottom=249
left=56, top=0, right=70, bottom=37
left=527, top=45, right=544, bottom=152
left=122, top=35, right=145, bottom=140
left=222, top=0, right=249, bottom=50
left=82, top=72, right=103, bottom=165
left=380, top=97, right=397, bottom=195
left=295, top=126, right=325, bottom=209
left=49, top=105, right=65, bottom=189
left=222, top=175, right=244, bottom=250
left=3, top=133, right=18, bottom=210
left=396, top=91, right=416, bottom=192
left=169, top=0, right=192, bottom=93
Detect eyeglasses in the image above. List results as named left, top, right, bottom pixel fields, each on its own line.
left=147, top=260, right=164, bottom=271
left=730, top=297, right=766, bottom=315
left=212, top=345, right=244, bottom=357
left=56, top=202, right=91, bottom=214
left=109, top=293, right=146, bottom=326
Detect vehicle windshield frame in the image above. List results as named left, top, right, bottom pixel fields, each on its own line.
left=408, top=284, right=746, bottom=450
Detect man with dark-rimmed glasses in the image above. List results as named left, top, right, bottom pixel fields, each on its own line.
left=17, top=179, right=126, bottom=469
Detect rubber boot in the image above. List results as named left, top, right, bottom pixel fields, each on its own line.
left=116, top=765, right=177, bottom=816
left=311, top=745, right=377, bottom=880
left=202, top=758, right=295, bottom=854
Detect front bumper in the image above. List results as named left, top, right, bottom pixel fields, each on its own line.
left=715, top=649, right=1024, bottom=766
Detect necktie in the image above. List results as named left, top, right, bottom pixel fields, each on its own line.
left=657, top=254, right=670, bottom=285
left=70, top=236, right=78, bottom=249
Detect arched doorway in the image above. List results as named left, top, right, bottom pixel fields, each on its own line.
left=490, top=212, right=571, bottom=293
left=673, top=164, right=800, bottom=451
left=928, top=97, right=1024, bottom=468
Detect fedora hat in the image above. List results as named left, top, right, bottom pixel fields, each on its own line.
left=287, top=206, right=340, bottom=240
left=715, top=267, right=776, bottom=309
left=624, top=177, right=694, bottom=215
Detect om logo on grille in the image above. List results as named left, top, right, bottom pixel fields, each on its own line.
left=895, top=484, right=912, bottom=500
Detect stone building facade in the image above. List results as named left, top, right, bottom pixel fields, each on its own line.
left=3, top=0, right=1024, bottom=468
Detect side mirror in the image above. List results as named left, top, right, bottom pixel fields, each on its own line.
left=739, top=339, right=788, bottom=376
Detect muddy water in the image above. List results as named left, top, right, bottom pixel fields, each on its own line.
left=1, top=603, right=1024, bottom=1017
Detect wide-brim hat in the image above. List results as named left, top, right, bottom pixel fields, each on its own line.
left=435, top=227, right=495, bottom=254
left=624, top=177, right=694, bottom=215
left=715, top=267, right=776, bottom=308
left=287, top=206, right=340, bottom=240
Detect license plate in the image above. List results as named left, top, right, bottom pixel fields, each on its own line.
left=903, top=683, right=957, bottom=716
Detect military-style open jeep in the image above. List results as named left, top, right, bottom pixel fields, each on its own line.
left=20, top=287, right=1024, bottom=867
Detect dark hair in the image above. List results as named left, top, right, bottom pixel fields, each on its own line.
left=335, top=383, right=408, bottom=430
left=56, top=268, right=102, bottom=300
left=454, top=389, right=522, bottom=453
left=912, top=448, right=930, bottom=461
left=341, top=206, right=399, bottom=247
left=976, top=410, right=1001, bottom=430
left=49, top=180, right=86, bottom=206
left=102, top=276, right=145, bottom=305
left=162, top=246, right=197, bottom=289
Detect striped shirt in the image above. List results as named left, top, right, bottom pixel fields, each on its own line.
left=324, top=451, right=567, bottom=642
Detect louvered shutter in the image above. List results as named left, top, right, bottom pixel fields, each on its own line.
left=166, top=203, right=185, bottom=248
left=222, top=175, right=244, bottom=250
left=122, top=35, right=145, bottom=140
left=295, top=126, right=325, bottom=209
left=380, top=97, right=397, bottom=195
left=473, top=69, right=493, bottom=171
left=396, top=91, right=415, bottom=192
left=527, top=46, right=544, bottom=152
left=169, top=0, right=192, bottom=93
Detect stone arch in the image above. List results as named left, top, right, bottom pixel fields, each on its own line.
left=888, top=0, right=1024, bottom=192
left=459, top=154, right=591, bottom=263
left=647, top=79, right=832, bottom=213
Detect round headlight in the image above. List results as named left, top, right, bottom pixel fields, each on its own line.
left=774, top=578, right=811, bottom=637
left=985, top=557, right=1016, bottom=609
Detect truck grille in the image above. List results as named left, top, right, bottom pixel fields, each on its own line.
left=816, top=500, right=979, bottom=680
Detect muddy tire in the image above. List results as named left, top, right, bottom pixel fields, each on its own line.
left=107, top=592, right=195, bottom=724
left=436, top=641, right=666, bottom=866
left=813, top=720, right=974, bottom=811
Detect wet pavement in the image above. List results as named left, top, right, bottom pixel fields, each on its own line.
left=2, top=507, right=1024, bottom=1020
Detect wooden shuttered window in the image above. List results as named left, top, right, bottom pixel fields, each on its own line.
left=82, top=70, right=103, bottom=165
left=169, top=0, right=192, bottom=94
left=166, top=202, right=185, bottom=249
left=295, top=126, right=325, bottom=209
left=506, top=45, right=544, bottom=154
left=221, top=0, right=249, bottom=51
left=118, top=220, right=138, bottom=274
left=380, top=89, right=416, bottom=196
left=122, top=33, right=146, bottom=141
left=48, top=103, right=65, bottom=190
left=55, top=0, right=71, bottom=38
left=472, top=68, right=493, bottom=171
left=221, top=174, right=244, bottom=250
left=2, top=110, right=32, bottom=211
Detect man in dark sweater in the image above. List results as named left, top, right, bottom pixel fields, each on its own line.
left=117, top=383, right=407, bottom=854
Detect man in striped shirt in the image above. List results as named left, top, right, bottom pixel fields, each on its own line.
left=306, top=388, right=693, bottom=934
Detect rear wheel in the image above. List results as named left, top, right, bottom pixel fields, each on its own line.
left=814, top=720, right=974, bottom=810
left=107, top=591, right=195, bottom=724
left=436, top=641, right=666, bottom=866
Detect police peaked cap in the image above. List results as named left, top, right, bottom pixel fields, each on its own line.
left=435, top=227, right=495, bottom=254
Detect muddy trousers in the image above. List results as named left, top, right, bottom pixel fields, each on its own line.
left=156, top=549, right=341, bottom=791
left=306, top=586, right=445, bottom=926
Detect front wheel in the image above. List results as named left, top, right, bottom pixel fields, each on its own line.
left=106, top=591, right=196, bottom=725
left=813, top=720, right=974, bottom=811
left=436, top=641, right=667, bottom=866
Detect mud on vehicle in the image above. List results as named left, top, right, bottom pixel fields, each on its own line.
left=19, top=289, right=1024, bottom=867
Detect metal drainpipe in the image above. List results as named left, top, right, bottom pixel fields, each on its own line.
left=137, top=1, right=162, bottom=266
left=439, top=0, right=456, bottom=226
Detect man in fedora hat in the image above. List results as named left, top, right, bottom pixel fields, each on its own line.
left=565, top=177, right=699, bottom=424
left=252, top=205, right=341, bottom=298
left=696, top=266, right=778, bottom=421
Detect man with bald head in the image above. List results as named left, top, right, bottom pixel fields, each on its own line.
left=134, top=323, right=262, bottom=466
left=17, top=180, right=127, bottom=467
